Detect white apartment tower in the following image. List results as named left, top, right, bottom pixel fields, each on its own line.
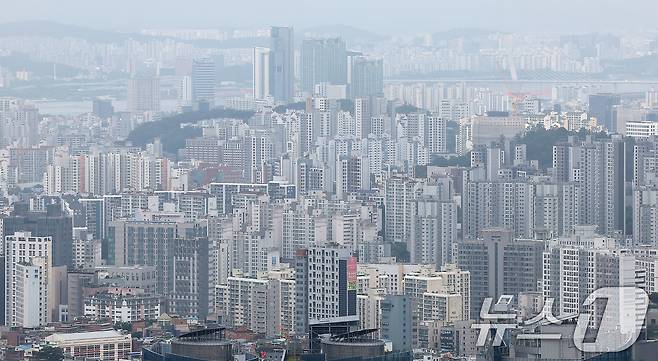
left=4, top=232, right=53, bottom=327
left=543, top=246, right=637, bottom=327
left=294, top=247, right=357, bottom=334
left=384, top=176, right=419, bottom=244
left=410, top=196, right=457, bottom=267
left=253, top=47, right=271, bottom=100
left=425, top=116, right=447, bottom=154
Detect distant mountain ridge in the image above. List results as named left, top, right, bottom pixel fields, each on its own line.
left=300, top=24, right=387, bottom=43
left=0, top=21, right=272, bottom=49
left=0, top=20, right=151, bottom=42
left=431, top=28, right=495, bottom=40
left=0, top=21, right=391, bottom=49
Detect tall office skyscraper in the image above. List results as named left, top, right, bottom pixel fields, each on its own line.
left=92, top=98, right=114, bottom=119
left=349, top=57, right=384, bottom=100
left=300, top=38, right=347, bottom=94
left=589, top=93, right=620, bottom=132
left=270, top=26, right=294, bottom=103
left=3, top=202, right=73, bottom=268
left=192, top=58, right=216, bottom=106
left=253, top=47, right=272, bottom=100
left=127, top=75, right=160, bottom=114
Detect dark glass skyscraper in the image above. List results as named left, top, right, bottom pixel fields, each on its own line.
left=3, top=201, right=73, bottom=269
left=300, top=38, right=347, bottom=94
left=92, top=98, right=114, bottom=119
left=349, top=57, right=384, bottom=100
left=270, top=26, right=294, bottom=103
left=589, top=93, right=621, bottom=132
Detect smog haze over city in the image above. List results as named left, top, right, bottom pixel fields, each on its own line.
left=1, top=0, right=657, bottom=32
left=1, top=1, right=658, bottom=361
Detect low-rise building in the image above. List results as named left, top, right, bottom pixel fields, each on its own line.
left=45, top=330, right=132, bottom=361
left=84, top=287, right=161, bottom=322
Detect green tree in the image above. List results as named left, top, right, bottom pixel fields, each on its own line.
left=33, top=345, right=64, bottom=361
left=430, top=154, right=470, bottom=167
left=127, top=107, right=254, bottom=154
left=515, top=126, right=610, bottom=169
left=114, top=321, right=133, bottom=333
left=273, top=102, right=306, bottom=113
left=395, top=104, right=421, bottom=114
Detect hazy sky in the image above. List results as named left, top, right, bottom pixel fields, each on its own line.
left=1, top=0, right=656, bottom=34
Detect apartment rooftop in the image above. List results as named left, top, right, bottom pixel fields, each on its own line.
left=45, top=330, right=128, bottom=343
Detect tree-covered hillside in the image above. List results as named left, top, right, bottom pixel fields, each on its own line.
left=127, top=108, right=253, bottom=154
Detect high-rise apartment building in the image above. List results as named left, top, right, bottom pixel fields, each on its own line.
left=336, top=155, right=370, bottom=199
left=634, top=185, right=658, bottom=245
left=552, top=135, right=626, bottom=235
left=384, top=176, right=419, bottom=244
left=214, top=272, right=296, bottom=338
left=294, top=247, right=357, bottom=335
left=455, top=228, right=544, bottom=319
left=402, top=268, right=466, bottom=323
left=437, top=264, right=471, bottom=319
left=425, top=116, right=447, bottom=154
left=106, top=220, right=209, bottom=318
left=410, top=196, right=457, bottom=267
left=215, top=277, right=269, bottom=334
left=9, top=146, right=54, bottom=184
left=4, top=232, right=52, bottom=328
left=462, top=180, right=534, bottom=239
left=3, top=202, right=73, bottom=268
left=543, top=245, right=637, bottom=327
left=354, top=98, right=371, bottom=137
left=178, top=75, right=193, bottom=107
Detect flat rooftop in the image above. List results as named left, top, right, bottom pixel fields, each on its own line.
left=46, top=330, right=128, bottom=342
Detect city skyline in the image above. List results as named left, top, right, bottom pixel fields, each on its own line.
left=1, top=3, right=658, bottom=361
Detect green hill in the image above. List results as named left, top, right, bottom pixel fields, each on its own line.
left=126, top=108, right=254, bottom=154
